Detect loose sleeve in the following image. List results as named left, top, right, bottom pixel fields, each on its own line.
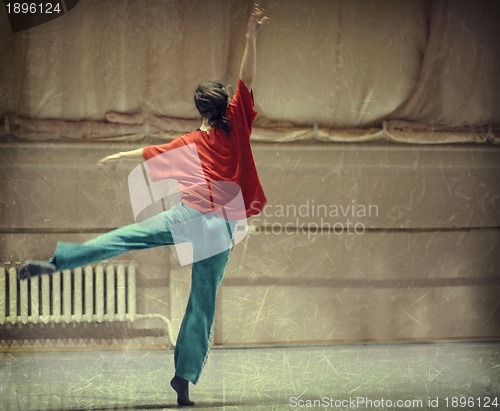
left=227, top=80, right=258, bottom=137
left=142, top=135, right=188, bottom=161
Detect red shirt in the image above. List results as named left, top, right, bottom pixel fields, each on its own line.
left=143, top=80, right=267, bottom=218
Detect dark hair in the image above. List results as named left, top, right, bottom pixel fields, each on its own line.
left=194, top=81, right=231, bottom=133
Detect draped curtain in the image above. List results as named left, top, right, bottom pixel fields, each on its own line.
left=0, top=0, right=499, bottom=144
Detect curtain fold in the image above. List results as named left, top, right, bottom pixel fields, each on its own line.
left=1, top=0, right=498, bottom=144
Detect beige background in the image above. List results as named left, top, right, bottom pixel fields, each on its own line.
left=1, top=0, right=499, bottom=349
left=1, top=142, right=499, bottom=349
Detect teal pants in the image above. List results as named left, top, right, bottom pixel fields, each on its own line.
left=52, top=203, right=233, bottom=384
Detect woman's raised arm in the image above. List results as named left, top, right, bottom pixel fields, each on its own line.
left=239, top=4, right=269, bottom=90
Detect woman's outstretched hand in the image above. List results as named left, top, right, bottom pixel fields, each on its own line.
left=97, top=148, right=143, bottom=170
left=247, top=4, right=269, bottom=38
left=96, top=153, right=121, bottom=170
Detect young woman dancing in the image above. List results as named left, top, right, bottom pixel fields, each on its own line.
left=19, top=4, right=269, bottom=406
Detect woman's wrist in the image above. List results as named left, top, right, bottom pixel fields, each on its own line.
left=246, top=27, right=257, bottom=39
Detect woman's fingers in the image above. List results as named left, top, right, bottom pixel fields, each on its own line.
left=250, top=4, right=269, bottom=32
left=96, top=155, right=118, bottom=170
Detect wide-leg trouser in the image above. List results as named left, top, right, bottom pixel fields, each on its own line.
left=51, top=202, right=232, bottom=384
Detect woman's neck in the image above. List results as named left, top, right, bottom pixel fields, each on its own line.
left=199, top=118, right=211, bottom=134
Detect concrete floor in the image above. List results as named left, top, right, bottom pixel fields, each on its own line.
left=0, top=342, right=499, bottom=410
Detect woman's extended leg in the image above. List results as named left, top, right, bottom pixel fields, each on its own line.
left=53, top=212, right=176, bottom=271
left=19, top=203, right=202, bottom=278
